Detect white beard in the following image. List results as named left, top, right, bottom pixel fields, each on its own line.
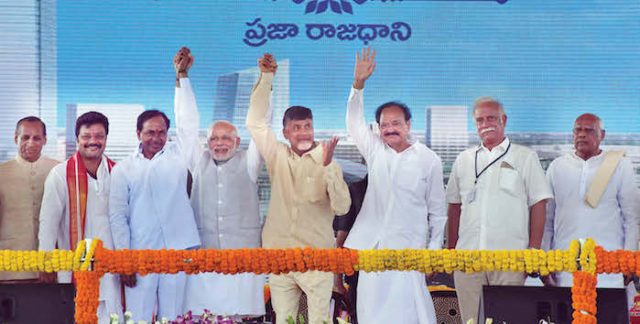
left=296, top=141, right=313, bottom=151
left=213, top=147, right=237, bottom=162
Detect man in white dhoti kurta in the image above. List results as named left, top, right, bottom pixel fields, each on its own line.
left=181, top=50, right=271, bottom=317
left=38, top=111, right=122, bottom=324
left=343, top=49, right=447, bottom=324
left=542, top=113, right=640, bottom=307
left=109, top=48, right=201, bottom=322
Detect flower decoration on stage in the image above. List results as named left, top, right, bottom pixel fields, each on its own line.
left=6, top=237, right=640, bottom=324
left=75, top=271, right=101, bottom=324
left=571, top=271, right=597, bottom=324
left=0, top=239, right=95, bottom=273
left=292, top=0, right=366, bottom=15
left=93, top=246, right=359, bottom=276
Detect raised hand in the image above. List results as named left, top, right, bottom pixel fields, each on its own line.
left=173, top=47, right=194, bottom=77
left=353, top=47, right=376, bottom=89
left=258, top=53, right=278, bottom=74
left=322, top=136, right=339, bottom=167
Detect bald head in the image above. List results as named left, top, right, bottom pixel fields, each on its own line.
left=575, top=113, right=604, bottom=133
left=573, top=113, right=605, bottom=160
left=207, top=120, right=240, bottom=161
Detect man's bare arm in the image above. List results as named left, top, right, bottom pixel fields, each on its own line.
left=447, top=203, right=461, bottom=249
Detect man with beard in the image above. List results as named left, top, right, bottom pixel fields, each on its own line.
left=446, top=97, right=552, bottom=323
left=542, top=113, right=639, bottom=308
left=180, top=48, right=271, bottom=318
left=38, top=111, right=122, bottom=323
left=246, top=53, right=351, bottom=324
left=0, top=117, right=58, bottom=283
left=343, top=48, right=446, bottom=324
left=109, top=47, right=201, bottom=322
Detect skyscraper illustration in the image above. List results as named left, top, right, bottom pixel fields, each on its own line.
left=0, top=0, right=57, bottom=161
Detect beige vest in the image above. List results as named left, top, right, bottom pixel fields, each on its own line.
left=0, top=155, right=59, bottom=280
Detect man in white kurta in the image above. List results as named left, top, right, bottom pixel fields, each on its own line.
left=109, top=48, right=201, bottom=322
left=343, top=49, right=446, bottom=324
left=38, top=112, right=122, bottom=324
left=542, top=113, right=640, bottom=307
left=181, top=59, right=270, bottom=317
left=446, top=97, right=552, bottom=323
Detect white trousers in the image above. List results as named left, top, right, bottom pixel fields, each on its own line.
left=183, top=272, right=266, bottom=316
left=358, top=270, right=437, bottom=324
left=125, top=272, right=186, bottom=322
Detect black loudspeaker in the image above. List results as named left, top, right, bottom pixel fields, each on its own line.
left=0, top=283, right=75, bottom=324
left=482, top=286, right=628, bottom=324
left=432, top=290, right=461, bottom=324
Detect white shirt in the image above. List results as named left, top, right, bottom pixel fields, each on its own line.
left=343, top=88, right=446, bottom=250
left=543, top=151, right=640, bottom=252
left=109, top=78, right=200, bottom=250
left=446, top=138, right=552, bottom=250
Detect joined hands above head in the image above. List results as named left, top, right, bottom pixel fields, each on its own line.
left=258, top=53, right=278, bottom=74
left=174, top=47, right=194, bottom=86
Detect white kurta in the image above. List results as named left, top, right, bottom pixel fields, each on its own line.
left=38, top=156, right=122, bottom=324
left=343, top=87, right=446, bottom=324
left=543, top=151, right=640, bottom=288
left=180, top=78, right=266, bottom=316
left=108, top=78, right=201, bottom=321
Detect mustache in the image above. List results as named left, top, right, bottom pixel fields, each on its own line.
left=384, top=132, right=400, bottom=137
left=84, top=143, right=102, bottom=149
left=480, top=127, right=496, bottom=134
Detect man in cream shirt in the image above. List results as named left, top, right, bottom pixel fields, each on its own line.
left=446, top=97, right=552, bottom=323
left=543, top=113, right=640, bottom=307
left=246, top=53, right=350, bottom=324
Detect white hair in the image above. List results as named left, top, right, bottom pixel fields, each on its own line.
left=473, top=96, right=505, bottom=115
left=208, top=120, right=238, bottom=138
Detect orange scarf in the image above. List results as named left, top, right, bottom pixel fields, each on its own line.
left=66, top=152, right=115, bottom=250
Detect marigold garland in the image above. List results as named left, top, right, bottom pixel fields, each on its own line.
left=0, top=245, right=84, bottom=273
left=93, top=246, right=360, bottom=276
left=7, top=238, right=640, bottom=324
left=579, top=239, right=597, bottom=274
left=355, top=248, right=580, bottom=274
left=571, top=271, right=597, bottom=324
left=74, top=271, right=100, bottom=324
